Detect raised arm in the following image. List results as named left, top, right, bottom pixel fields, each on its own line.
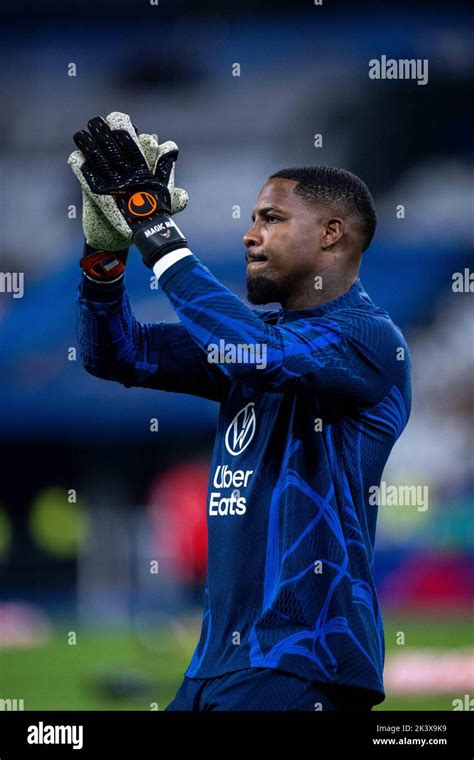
left=77, top=273, right=229, bottom=402
left=155, top=253, right=409, bottom=407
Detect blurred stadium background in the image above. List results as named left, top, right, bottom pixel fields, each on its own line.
left=0, top=0, right=472, bottom=711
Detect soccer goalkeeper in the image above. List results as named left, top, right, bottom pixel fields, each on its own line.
left=71, top=112, right=411, bottom=712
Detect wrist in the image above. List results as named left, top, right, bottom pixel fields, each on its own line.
left=80, top=269, right=126, bottom=301
left=80, top=243, right=129, bottom=283
left=133, top=213, right=188, bottom=269
left=152, top=247, right=194, bottom=279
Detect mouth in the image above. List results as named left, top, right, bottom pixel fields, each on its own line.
left=246, top=251, right=268, bottom=271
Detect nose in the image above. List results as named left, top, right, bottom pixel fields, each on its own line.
left=243, top=222, right=261, bottom=248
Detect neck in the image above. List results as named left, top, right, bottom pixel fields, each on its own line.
left=282, top=270, right=359, bottom=310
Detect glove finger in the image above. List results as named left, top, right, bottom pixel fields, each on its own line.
left=138, top=133, right=159, bottom=171
left=73, top=128, right=120, bottom=191
left=156, top=140, right=178, bottom=158
left=87, top=116, right=131, bottom=172
left=112, top=129, right=148, bottom=170
left=171, top=187, right=189, bottom=215
left=68, top=149, right=87, bottom=180
left=155, top=146, right=179, bottom=186
left=106, top=112, right=148, bottom=165
left=106, top=112, right=142, bottom=146
left=138, top=133, right=159, bottom=149
left=153, top=140, right=178, bottom=174
left=73, top=129, right=110, bottom=177
left=157, top=140, right=179, bottom=160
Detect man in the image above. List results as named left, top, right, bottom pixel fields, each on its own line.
left=71, top=113, right=411, bottom=711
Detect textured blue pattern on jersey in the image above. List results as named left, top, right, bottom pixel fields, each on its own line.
left=77, top=255, right=411, bottom=703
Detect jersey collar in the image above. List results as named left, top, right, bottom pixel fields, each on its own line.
left=278, top=278, right=370, bottom=322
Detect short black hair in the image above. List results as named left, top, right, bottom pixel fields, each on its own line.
left=269, top=166, right=377, bottom=252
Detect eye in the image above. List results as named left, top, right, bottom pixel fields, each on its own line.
left=266, top=214, right=279, bottom=223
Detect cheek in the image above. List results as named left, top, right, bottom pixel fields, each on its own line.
left=270, top=229, right=314, bottom=274
left=267, top=227, right=296, bottom=263
left=274, top=220, right=310, bottom=250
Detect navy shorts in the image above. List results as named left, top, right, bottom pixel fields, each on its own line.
left=165, top=668, right=376, bottom=711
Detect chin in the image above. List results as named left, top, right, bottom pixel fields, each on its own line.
left=246, top=275, right=282, bottom=305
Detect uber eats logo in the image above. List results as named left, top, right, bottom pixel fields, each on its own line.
left=225, top=402, right=256, bottom=456
left=210, top=403, right=257, bottom=517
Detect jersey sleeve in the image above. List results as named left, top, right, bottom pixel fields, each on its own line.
left=157, top=253, right=409, bottom=406
left=76, top=274, right=229, bottom=402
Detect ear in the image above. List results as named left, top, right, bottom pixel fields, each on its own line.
left=321, top=217, right=343, bottom=249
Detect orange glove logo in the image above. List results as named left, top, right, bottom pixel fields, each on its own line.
left=128, top=192, right=158, bottom=217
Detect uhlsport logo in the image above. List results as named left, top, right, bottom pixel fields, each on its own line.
left=225, top=402, right=256, bottom=456
left=127, top=191, right=158, bottom=216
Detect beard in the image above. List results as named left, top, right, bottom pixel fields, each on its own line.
left=246, top=274, right=286, bottom=305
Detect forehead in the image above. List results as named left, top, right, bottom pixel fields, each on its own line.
left=253, top=178, right=302, bottom=213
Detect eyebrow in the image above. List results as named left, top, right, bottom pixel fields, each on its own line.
left=251, top=205, right=284, bottom=221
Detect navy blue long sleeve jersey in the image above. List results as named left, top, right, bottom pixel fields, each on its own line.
left=77, top=253, right=411, bottom=704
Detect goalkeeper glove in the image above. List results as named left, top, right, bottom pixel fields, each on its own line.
left=72, top=115, right=188, bottom=270
left=69, top=112, right=188, bottom=281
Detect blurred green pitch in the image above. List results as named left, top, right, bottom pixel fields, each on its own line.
left=1, top=615, right=472, bottom=711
